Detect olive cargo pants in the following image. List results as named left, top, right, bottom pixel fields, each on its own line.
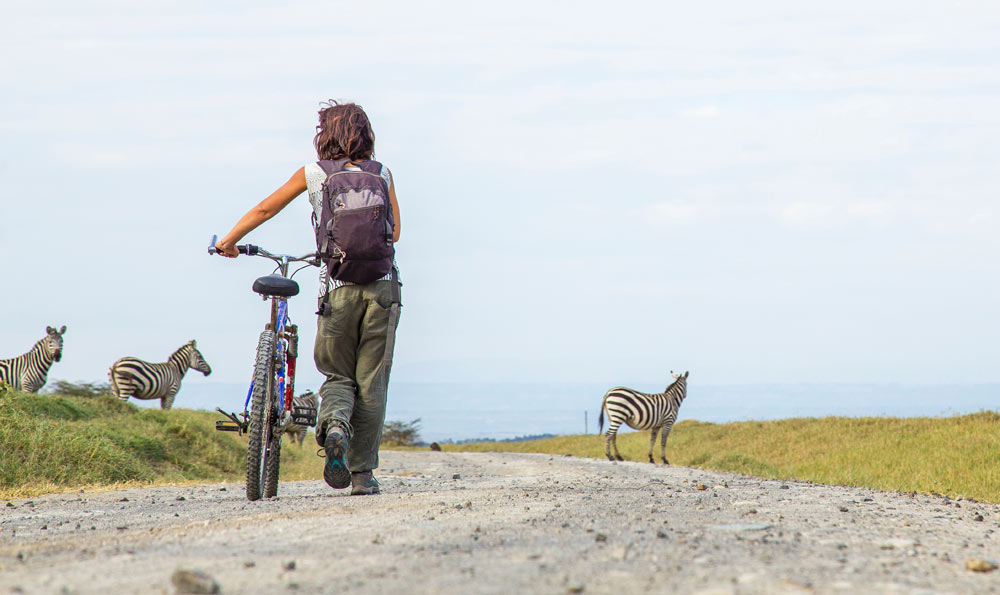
left=313, top=278, right=401, bottom=472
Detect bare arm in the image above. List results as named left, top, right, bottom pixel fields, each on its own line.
left=389, top=172, right=401, bottom=242
left=215, top=167, right=308, bottom=257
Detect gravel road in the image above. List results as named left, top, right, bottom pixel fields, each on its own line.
left=3, top=451, right=1000, bottom=594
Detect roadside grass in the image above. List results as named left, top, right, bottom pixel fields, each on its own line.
left=445, top=414, right=1000, bottom=503
left=6, top=390, right=1000, bottom=502
left=0, top=390, right=322, bottom=499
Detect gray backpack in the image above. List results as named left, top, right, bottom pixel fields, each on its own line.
left=314, top=159, right=395, bottom=285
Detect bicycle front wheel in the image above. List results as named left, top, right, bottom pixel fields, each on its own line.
left=246, top=330, right=275, bottom=501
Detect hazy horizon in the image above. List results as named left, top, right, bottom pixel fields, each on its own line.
left=116, top=379, right=1000, bottom=443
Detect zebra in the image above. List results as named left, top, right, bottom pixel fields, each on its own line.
left=282, top=390, right=319, bottom=446
left=108, top=340, right=212, bottom=409
left=598, top=371, right=689, bottom=464
left=0, top=326, right=66, bottom=393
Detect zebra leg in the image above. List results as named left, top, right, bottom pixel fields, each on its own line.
left=109, top=369, right=134, bottom=402
left=113, top=383, right=135, bottom=402
left=161, top=391, right=177, bottom=410
left=660, top=426, right=671, bottom=465
left=611, top=434, right=624, bottom=461
left=605, top=418, right=626, bottom=461
left=648, top=427, right=660, bottom=464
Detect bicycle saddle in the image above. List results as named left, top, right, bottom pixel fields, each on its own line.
left=252, top=274, right=300, bottom=298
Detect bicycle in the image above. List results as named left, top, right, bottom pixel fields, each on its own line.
left=208, top=235, right=320, bottom=501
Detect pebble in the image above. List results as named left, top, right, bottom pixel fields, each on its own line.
left=170, top=569, right=220, bottom=594
left=283, top=560, right=296, bottom=571
left=965, top=558, right=998, bottom=572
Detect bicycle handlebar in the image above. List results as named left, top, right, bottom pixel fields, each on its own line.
left=207, top=235, right=318, bottom=264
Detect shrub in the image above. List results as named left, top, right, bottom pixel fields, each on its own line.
left=383, top=418, right=422, bottom=446
left=45, top=380, right=113, bottom=398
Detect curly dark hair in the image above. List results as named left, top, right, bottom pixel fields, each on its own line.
left=313, top=101, right=375, bottom=161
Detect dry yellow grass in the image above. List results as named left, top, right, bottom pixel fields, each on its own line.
left=6, top=390, right=999, bottom=503
left=444, top=413, right=1000, bottom=503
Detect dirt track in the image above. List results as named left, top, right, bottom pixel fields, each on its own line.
left=3, top=451, right=1000, bottom=594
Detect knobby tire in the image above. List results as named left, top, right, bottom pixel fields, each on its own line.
left=246, top=330, right=275, bottom=501
left=263, top=425, right=282, bottom=498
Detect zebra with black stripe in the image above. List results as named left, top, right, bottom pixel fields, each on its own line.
left=108, top=340, right=212, bottom=409
left=599, top=371, right=689, bottom=464
left=282, top=390, right=319, bottom=446
left=0, top=326, right=66, bottom=393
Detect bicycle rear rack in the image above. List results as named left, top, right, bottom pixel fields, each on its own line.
left=215, top=408, right=248, bottom=435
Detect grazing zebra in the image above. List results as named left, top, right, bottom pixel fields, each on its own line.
left=282, top=390, right=319, bottom=446
left=599, top=371, right=689, bottom=464
left=108, top=340, right=212, bottom=409
left=0, top=326, right=66, bottom=393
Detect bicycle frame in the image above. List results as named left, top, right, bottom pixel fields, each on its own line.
left=209, top=236, right=319, bottom=500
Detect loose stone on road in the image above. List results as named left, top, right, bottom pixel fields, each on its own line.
left=2, top=451, right=999, bottom=594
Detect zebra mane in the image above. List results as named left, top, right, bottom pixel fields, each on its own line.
left=664, top=376, right=687, bottom=401
left=168, top=343, right=194, bottom=368
left=30, top=336, right=57, bottom=362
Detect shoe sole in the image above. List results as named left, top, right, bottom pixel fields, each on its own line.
left=351, top=487, right=380, bottom=496
left=323, top=432, right=351, bottom=489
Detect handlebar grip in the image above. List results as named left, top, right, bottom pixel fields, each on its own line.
left=208, top=236, right=259, bottom=256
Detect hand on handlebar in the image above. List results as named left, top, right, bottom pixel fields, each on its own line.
left=215, top=240, right=239, bottom=259
left=208, top=234, right=245, bottom=258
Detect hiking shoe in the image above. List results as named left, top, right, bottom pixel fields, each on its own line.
left=323, top=428, right=351, bottom=489
left=351, top=471, right=380, bottom=496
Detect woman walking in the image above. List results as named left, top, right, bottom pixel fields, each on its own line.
left=215, top=101, right=401, bottom=496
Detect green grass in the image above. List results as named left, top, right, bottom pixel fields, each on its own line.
left=445, top=414, right=1000, bottom=503
left=0, top=389, right=322, bottom=499
left=6, top=389, right=1000, bottom=503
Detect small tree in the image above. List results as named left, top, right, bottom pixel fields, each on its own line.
left=44, top=380, right=112, bottom=398
left=382, top=418, right=422, bottom=446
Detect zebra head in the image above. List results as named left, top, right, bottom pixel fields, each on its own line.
left=186, top=340, right=212, bottom=376
left=43, top=326, right=67, bottom=362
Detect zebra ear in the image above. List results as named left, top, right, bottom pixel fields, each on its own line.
left=683, top=371, right=689, bottom=378
left=189, top=340, right=197, bottom=347
left=59, top=326, right=66, bottom=335
left=47, top=326, right=54, bottom=334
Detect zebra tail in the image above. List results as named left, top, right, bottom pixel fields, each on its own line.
left=108, top=363, right=121, bottom=398
left=598, top=396, right=605, bottom=433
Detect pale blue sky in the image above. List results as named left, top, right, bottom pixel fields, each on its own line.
left=2, top=1, right=998, bottom=393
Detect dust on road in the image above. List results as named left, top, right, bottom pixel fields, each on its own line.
left=2, top=451, right=1000, bottom=594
